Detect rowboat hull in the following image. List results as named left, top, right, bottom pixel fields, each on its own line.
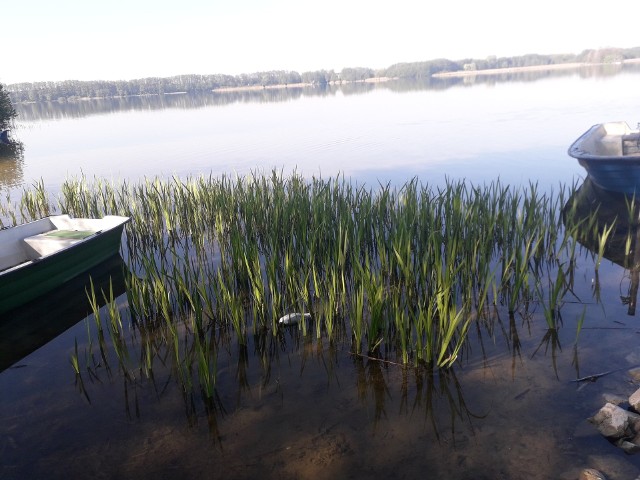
left=568, top=121, right=640, bottom=194
left=576, top=156, right=640, bottom=195
left=0, top=215, right=129, bottom=315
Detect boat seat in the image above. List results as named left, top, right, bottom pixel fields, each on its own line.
left=596, top=135, right=624, bottom=156
left=22, top=230, right=97, bottom=258
left=622, top=133, right=640, bottom=141
left=623, top=133, right=640, bottom=156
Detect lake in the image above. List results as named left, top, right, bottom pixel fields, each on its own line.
left=4, top=65, right=640, bottom=195
left=3, top=65, right=640, bottom=480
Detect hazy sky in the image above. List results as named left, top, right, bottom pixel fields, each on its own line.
left=3, top=0, right=639, bottom=84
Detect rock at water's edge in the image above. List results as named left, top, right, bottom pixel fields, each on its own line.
left=629, top=388, right=640, bottom=412
left=589, top=403, right=633, bottom=439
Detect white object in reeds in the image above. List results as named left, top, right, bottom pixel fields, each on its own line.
left=278, top=312, right=311, bottom=325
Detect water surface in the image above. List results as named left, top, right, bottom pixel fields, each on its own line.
left=4, top=65, right=640, bottom=194
left=3, top=67, right=640, bottom=479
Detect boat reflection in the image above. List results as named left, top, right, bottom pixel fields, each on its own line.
left=0, top=254, right=127, bottom=372
left=0, top=139, right=25, bottom=189
left=563, top=177, right=640, bottom=315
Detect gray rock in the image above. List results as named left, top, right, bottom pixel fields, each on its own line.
left=616, top=439, right=640, bottom=454
left=579, top=468, right=607, bottom=480
left=589, top=403, right=634, bottom=439
left=629, top=413, right=640, bottom=433
left=587, top=454, right=640, bottom=480
left=630, top=388, right=640, bottom=412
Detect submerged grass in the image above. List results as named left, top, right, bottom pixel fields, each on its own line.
left=4, top=171, right=619, bottom=396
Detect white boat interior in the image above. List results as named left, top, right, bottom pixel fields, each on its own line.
left=572, top=121, right=640, bottom=157
left=0, top=215, right=127, bottom=273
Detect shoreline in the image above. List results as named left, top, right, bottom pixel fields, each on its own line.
left=432, top=58, right=640, bottom=78
left=211, top=76, right=395, bottom=93
left=211, top=61, right=640, bottom=93
left=12, top=60, right=640, bottom=102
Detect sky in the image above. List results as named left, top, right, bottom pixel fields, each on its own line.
left=2, top=0, right=640, bottom=85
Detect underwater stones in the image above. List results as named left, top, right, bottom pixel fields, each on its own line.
left=601, top=393, right=628, bottom=406
left=615, top=439, right=640, bottom=455
left=586, top=454, right=640, bottom=480
left=627, top=367, right=640, bottom=382
left=624, top=346, right=640, bottom=365
left=587, top=360, right=640, bottom=458
left=579, top=468, right=607, bottom=480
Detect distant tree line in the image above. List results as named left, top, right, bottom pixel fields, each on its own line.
left=6, top=71, right=342, bottom=103
left=6, top=47, right=640, bottom=104
left=12, top=61, right=639, bottom=123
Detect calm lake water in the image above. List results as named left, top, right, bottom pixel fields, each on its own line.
left=3, top=65, right=640, bottom=195
left=3, top=66, right=640, bottom=479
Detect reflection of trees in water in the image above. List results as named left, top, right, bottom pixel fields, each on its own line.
left=0, top=141, right=25, bottom=189
left=15, top=88, right=339, bottom=122
left=16, top=64, right=640, bottom=123
left=391, top=63, right=640, bottom=92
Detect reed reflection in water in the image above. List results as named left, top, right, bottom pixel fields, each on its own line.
left=45, top=293, right=618, bottom=480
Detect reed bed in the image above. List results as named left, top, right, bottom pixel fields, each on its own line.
left=3, top=172, right=615, bottom=397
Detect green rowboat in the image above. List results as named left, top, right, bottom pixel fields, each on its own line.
left=0, top=214, right=129, bottom=315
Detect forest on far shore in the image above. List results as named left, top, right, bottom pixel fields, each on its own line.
left=6, top=46, right=640, bottom=104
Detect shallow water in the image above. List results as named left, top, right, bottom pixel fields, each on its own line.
left=0, top=294, right=635, bottom=478
left=3, top=241, right=640, bottom=479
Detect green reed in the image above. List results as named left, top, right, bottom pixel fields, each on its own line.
left=14, top=170, right=617, bottom=390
